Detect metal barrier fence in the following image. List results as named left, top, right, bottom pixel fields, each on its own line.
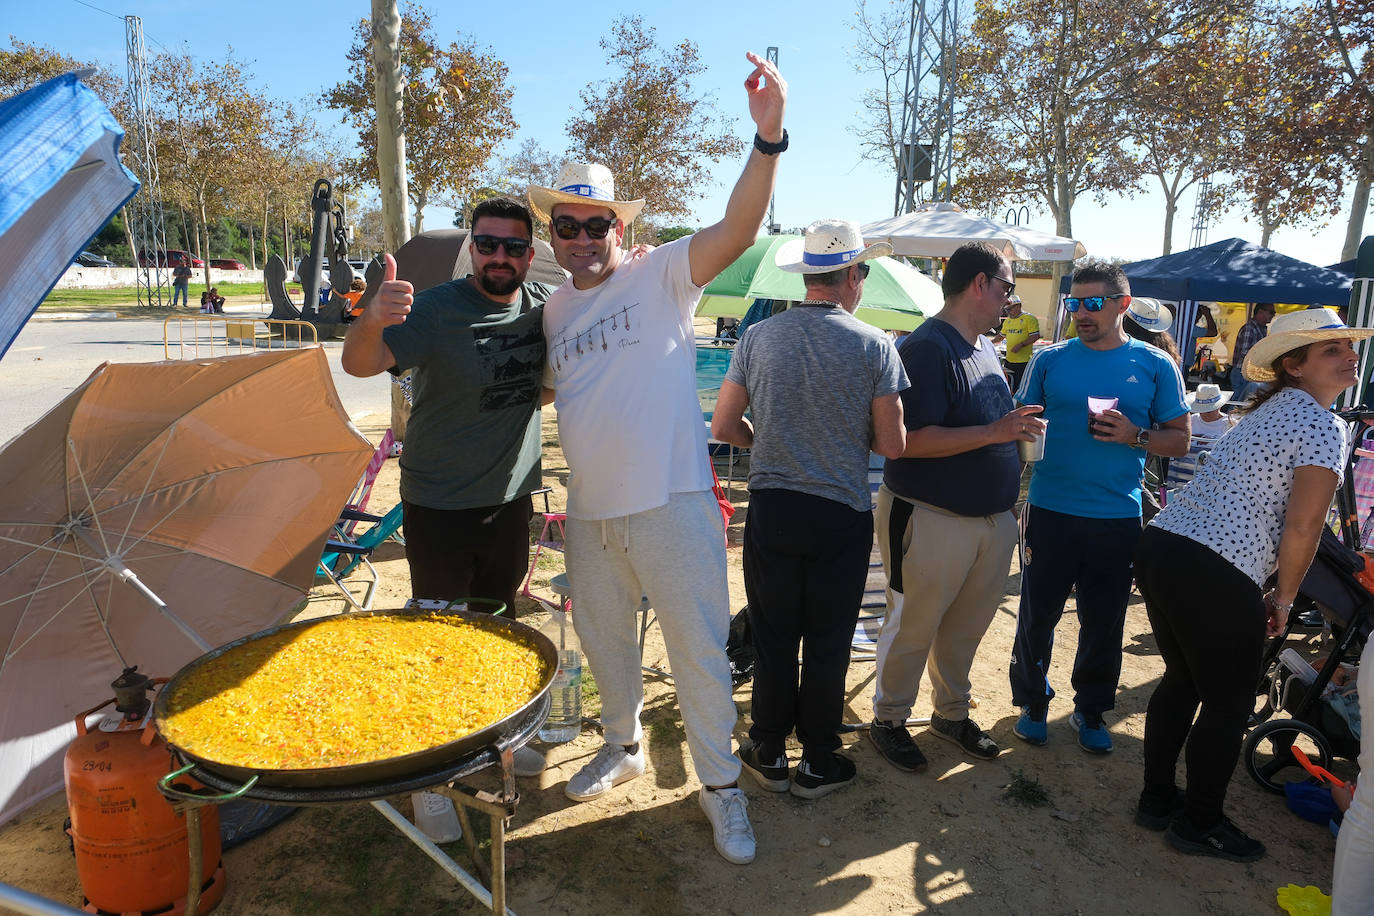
left=162, top=315, right=319, bottom=360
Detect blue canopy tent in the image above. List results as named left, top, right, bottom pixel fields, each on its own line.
left=1056, top=237, right=1355, bottom=360
left=0, top=72, right=139, bottom=361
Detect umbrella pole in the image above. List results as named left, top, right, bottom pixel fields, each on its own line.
left=70, top=528, right=213, bottom=653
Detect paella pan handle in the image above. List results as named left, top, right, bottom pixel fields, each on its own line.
left=158, top=763, right=259, bottom=804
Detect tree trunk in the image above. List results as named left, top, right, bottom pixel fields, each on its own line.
left=248, top=224, right=256, bottom=270
left=1161, top=198, right=1175, bottom=256
left=262, top=195, right=271, bottom=268
left=412, top=187, right=426, bottom=236
left=197, top=200, right=211, bottom=291
left=372, top=0, right=410, bottom=253
left=119, top=206, right=137, bottom=266
left=1342, top=130, right=1373, bottom=262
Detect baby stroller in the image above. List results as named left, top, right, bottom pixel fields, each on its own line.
left=1243, top=527, right=1370, bottom=793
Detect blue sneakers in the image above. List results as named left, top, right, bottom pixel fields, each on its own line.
left=1071, top=711, right=1113, bottom=754
left=1013, top=707, right=1048, bottom=745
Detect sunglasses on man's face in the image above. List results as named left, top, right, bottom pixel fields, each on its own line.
left=472, top=235, right=531, bottom=258
left=551, top=215, right=616, bottom=241
left=856, top=262, right=871, bottom=279
left=1063, top=294, right=1127, bottom=313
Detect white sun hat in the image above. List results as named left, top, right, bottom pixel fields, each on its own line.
left=1127, top=297, right=1173, bottom=333
left=1185, top=383, right=1232, bottom=413
left=1243, top=307, right=1374, bottom=381
left=527, top=161, right=645, bottom=225
left=775, top=219, right=893, bottom=274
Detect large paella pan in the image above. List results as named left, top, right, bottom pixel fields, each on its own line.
left=153, top=609, right=556, bottom=791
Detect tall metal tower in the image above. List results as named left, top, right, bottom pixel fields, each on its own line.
left=1189, top=174, right=1214, bottom=250
left=123, top=16, right=171, bottom=307
left=894, top=0, right=959, bottom=215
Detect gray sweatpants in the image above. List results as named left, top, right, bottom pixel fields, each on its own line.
left=564, top=489, right=742, bottom=788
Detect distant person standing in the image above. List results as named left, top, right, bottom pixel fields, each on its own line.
left=992, top=293, right=1039, bottom=394
left=712, top=218, right=907, bottom=800
left=171, top=261, right=191, bottom=308
left=1229, top=303, right=1275, bottom=401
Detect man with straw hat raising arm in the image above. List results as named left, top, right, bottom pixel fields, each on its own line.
left=711, top=218, right=907, bottom=800
left=528, top=51, right=785, bottom=866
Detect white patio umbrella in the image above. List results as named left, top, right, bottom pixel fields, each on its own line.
left=862, top=202, right=1086, bottom=262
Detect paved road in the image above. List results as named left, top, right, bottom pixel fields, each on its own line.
left=0, top=311, right=395, bottom=446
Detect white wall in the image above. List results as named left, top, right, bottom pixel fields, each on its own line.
left=53, top=267, right=266, bottom=289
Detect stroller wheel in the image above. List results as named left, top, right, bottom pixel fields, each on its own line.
left=1242, top=718, right=1333, bottom=794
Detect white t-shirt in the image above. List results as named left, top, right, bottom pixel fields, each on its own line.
left=542, top=238, right=711, bottom=520
left=1153, top=386, right=1347, bottom=587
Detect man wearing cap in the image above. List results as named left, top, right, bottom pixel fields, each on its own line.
left=1163, top=383, right=1234, bottom=493
left=867, top=242, right=1045, bottom=773
left=1009, top=260, right=1191, bottom=755
left=527, top=51, right=786, bottom=866
left=1230, top=302, right=1275, bottom=401
left=992, top=293, right=1039, bottom=394
left=710, top=218, right=907, bottom=800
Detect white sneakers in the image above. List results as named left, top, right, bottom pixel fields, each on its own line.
left=565, top=743, right=646, bottom=801
left=512, top=745, right=546, bottom=777
left=411, top=791, right=462, bottom=843
left=699, top=786, right=756, bottom=865
left=562, top=742, right=759, bottom=865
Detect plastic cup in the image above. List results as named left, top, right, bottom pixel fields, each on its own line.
left=1088, top=395, right=1118, bottom=434
left=1017, top=420, right=1048, bottom=462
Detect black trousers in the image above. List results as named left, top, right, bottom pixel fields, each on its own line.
left=1009, top=505, right=1141, bottom=715
left=1135, top=525, right=1265, bottom=828
left=401, top=494, right=534, bottom=613
left=743, top=489, right=872, bottom=764
left=1004, top=359, right=1029, bottom=395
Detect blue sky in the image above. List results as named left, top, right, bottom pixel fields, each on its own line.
left=4, top=0, right=1366, bottom=267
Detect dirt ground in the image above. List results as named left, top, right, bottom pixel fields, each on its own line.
left=0, top=411, right=1352, bottom=915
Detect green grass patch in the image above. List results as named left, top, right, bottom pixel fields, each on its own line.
left=39, top=282, right=270, bottom=309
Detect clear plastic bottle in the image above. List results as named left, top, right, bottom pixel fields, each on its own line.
left=538, top=607, right=583, bottom=744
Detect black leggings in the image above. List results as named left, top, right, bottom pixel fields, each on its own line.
left=1134, top=525, right=1266, bottom=828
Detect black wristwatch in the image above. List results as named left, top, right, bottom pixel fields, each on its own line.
left=1134, top=427, right=1151, bottom=449
left=754, top=130, right=789, bottom=155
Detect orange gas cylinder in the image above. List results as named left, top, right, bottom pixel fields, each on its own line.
left=64, top=669, right=226, bottom=915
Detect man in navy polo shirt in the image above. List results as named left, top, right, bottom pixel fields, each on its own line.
left=1010, top=260, right=1190, bottom=754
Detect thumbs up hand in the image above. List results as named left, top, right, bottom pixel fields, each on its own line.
left=370, top=253, right=413, bottom=327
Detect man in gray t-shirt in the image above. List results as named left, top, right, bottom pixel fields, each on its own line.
left=342, top=197, right=552, bottom=613
left=712, top=218, right=907, bottom=800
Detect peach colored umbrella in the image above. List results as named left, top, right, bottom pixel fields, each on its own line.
left=0, top=347, right=373, bottom=825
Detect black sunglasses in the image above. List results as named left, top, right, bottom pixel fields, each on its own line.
left=472, top=235, right=531, bottom=258
left=551, top=215, right=615, bottom=241
left=987, top=274, right=1016, bottom=296
left=856, top=262, right=871, bottom=279
left=1064, top=294, right=1126, bottom=313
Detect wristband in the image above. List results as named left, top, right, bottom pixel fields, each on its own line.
left=754, top=130, right=789, bottom=155
left=1264, top=590, right=1293, bottom=614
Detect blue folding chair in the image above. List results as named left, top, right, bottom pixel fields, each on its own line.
left=317, top=503, right=405, bottom=611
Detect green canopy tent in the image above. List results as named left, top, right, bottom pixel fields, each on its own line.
left=697, top=234, right=942, bottom=332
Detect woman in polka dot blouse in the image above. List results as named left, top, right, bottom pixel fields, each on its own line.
left=1132, top=307, right=1374, bottom=866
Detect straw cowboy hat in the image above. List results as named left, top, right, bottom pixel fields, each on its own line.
left=1127, top=297, right=1173, bottom=333
left=527, top=162, right=644, bottom=225
left=1185, top=383, right=1231, bottom=413
left=1243, top=307, right=1374, bottom=381
left=775, top=219, right=893, bottom=274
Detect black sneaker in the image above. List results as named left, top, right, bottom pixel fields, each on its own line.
left=1134, top=789, right=1185, bottom=831
left=790, top=753, right=857, bottom=799
left=868, top=719, right=928, bottom=772
left=929, top=714, right=1001, bottom=760
left=739, top=741, right=789, bottom=793
left=1165, top=815, right=1266, bottom=863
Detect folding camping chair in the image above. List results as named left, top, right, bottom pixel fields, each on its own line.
left=521, top=487, right=566, bottom=603
left=339, top=428, right=396, bottom=539
left=317, top=503, right=405, bottom=611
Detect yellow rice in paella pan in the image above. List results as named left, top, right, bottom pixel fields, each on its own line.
left=158, top=615, right=549, bottom=770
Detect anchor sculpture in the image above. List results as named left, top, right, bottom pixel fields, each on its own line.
left=264, top=179, right=383, bottom=339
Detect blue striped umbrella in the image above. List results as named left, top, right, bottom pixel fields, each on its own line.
left=0, top=73, right=138, bottom=361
